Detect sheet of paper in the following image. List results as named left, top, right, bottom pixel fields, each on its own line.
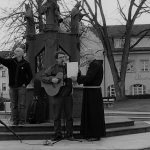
left=67, top=62, right=78, bottom=78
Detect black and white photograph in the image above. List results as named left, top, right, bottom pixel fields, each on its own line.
left=0, top=0, right=150, bottom=150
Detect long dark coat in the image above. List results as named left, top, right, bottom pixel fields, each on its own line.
left=77, top=59, right=106, bottom=139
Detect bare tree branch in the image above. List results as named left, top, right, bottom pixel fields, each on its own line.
left=130, top=31, right=149, bottom=49
left=131, top=0, right=147, bottom=23
left=117, top=0, right=128, bottom=21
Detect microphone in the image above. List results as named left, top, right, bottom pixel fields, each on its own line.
left=62, top=60, right=67, bottom=66
left=11, top=52, right=16, bottom=58
left=12, top=55, right=16, bottom=59
left=62, top=61, right=65, bottom=66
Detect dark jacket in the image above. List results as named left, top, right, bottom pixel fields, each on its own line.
left=0, top=57, right=33, bottom=88
left=77, top=59, right=103, bottom=86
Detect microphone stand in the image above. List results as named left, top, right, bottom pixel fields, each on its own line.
left=0, top=119, right=22, bottom=142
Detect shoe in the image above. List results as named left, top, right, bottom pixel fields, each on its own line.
left=51, top=134, right=63, bottom=141
left=64, top=134, right=74, bottom=140
left=12, top=121, right=18, bottom=126
left=86, top=138, right=100, bottom=141
left=43, top=140, right=51, bottom=145
left=19, top=121, right=25, bottom=126
left=67, top=136, right=75, bottom=140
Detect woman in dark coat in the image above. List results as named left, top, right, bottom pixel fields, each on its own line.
left=77, top=54, right=106, bottom=141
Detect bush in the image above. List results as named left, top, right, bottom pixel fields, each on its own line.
left=0, top=97, right=10, bottom=111
left=0, top=101, right=4, bottom=111
left=126, top=94, right=150, bottom=99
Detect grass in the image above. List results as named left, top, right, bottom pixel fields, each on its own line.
left=105, top=99, right=150, bottom=112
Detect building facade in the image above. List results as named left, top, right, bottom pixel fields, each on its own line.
left=0, top=64, right=9, bottom=98
left=0, top=51, right=14, bottom=99
left=104, top=48, right=150, bottom=97
left=81, top=24, right=150, bottom=97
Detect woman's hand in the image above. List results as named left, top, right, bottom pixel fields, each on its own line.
left=70, top=76, right=77, bottom=82
left=52, top=78, right=59, bottom=84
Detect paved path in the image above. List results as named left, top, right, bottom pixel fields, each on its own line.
left=0, top=132, right=150, bottom=150
left=105, top=110, right=150, bottom=115
left=1, top=110, right=150, bottom=149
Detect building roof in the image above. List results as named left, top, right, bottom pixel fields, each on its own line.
left=89, top=24, right=150, bottom=38
left=113, top=47, right=150, bottom=54
left=107, top=24, right=150, bottom=37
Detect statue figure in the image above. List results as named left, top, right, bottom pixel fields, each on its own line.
left=71, top=1, right=86, bottom=34
left=24, top=4, right=35, bottom=38
left=71, top=1, right=82, bottom=20
left=25, top=4, right=33, bottom=19
left=41, top=0, right=63, bottom=31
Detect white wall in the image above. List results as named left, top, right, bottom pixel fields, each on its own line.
left=0, top=65, right=10, bottom=99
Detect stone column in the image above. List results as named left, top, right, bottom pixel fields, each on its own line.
left=25, top=3, right=36, bottom=76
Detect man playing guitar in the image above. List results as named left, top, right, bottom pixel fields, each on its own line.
left=42, top=51, right=74, bottom=141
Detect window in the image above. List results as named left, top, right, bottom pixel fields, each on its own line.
left=2, top=71, right=6, bottom=77
left=115, top=61, right=121, bottom=72
left=2, top=83, right=6, bottom=91
left=115, top=38, right=125, bottom=48
left=120, top=39, right=125, bottom=48
left=140, top=60, right=149, bottom=72
left=0, top=64, right=3, bottom=70
left=131, top=84, right=145, bottom=95
left=115, top=60, right=135, bottom=73
left=107, top=85, right=115, bottom=97
left=127, top=61, right=135, bottom=72
left=35, top=48, right=45, bottom=73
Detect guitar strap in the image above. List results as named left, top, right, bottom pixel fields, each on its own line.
left=59, top=64, right=73, bottom=96
left=62, top=64, right=67, bottom=86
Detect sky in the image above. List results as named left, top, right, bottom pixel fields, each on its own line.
left=1, top=0, right=149, bottom=22
left=0, top=0, right=149, bottom=25
left=0, top=0, right=150, bottom=50
left=0, top=0, right=17, bottom=11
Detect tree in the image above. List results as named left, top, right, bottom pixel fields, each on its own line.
left=0, top=0, right=88, bottom=58
left=79, top=0, right=150, bottom=101
left=0, top=0, right=35, bottom=50
left=1, top=0, right=150, bottom=101
left=0, top=0, right=63, bottom=50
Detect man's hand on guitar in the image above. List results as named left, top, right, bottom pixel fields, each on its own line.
left=42, top=72, right=63, bottom=96
left=70, top=76, right=77, bottom=82
left=52, top=78, right=59, bottom=84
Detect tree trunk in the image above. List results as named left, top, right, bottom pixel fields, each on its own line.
left=37, top=0, right=44, bottom=32
left=106, top=51, right=127, bottom=101
left=114, top=80, right=127, bottom=101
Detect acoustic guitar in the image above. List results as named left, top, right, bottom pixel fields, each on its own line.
left=42, top=72, right=64, bottom=96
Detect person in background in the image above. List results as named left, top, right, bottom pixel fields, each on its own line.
left=0, top=47, right=33, bottom=125
left=77, top=52, right=106, bottom=141
left=42, top=51, right=74, bottom=141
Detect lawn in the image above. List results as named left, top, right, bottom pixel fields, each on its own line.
left=105, top=98, right=150, bottom=112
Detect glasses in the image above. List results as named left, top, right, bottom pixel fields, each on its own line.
left=58, top=56, right=66, bottom=59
